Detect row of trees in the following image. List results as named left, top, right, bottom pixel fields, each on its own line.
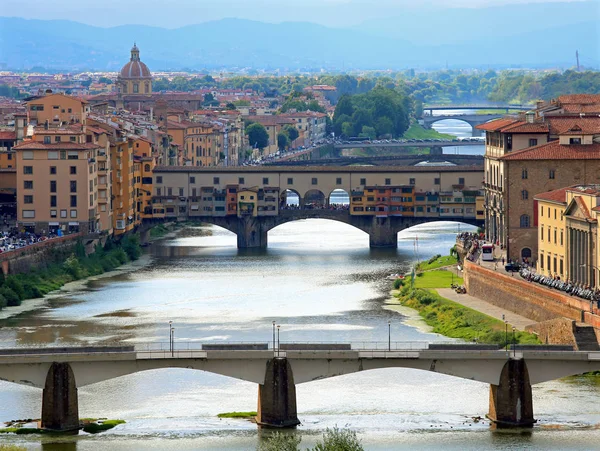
left=333, top=87, right=412, bottom=139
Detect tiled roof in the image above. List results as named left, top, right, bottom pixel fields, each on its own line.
left=246, top=115, right=296, bottom=127
left=475, top=118, right=520, bottom=132
left=558, top=94, right=600, bottom=105
left=546, top=116, right=600, bottom=135
left=13, top=141, right=101, bottom=150
left=500, top=141, right=600, bottom=161
left=562, top=104, right=600, bottom=113
left=573, top=196, right=594, bottom=221
left=0, top=131, right=16, bottom=140
left=501, top=122, right=549, bottom=134
left=535, top=187, right=569, bottom=203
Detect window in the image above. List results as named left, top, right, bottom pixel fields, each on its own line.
left=55, top=136, right=61, bottom=142
left=561, top=230, right=564, bottom=246
left=190, top=176, right=195, bottom=184
left=22, top=210, right=35, bottom=218
left=385, top=178, right=391, bottom=185
left=560, top=259, right=564, bottom=275
left=70, top=195, right=77, bottom=207
left=43, top=136, right=51, bottom=144
left=520, top=214, right=530, bottom=228
left=287, top=178, right=293, bottom=185
left=263, top=177, right=269, bottom=185
left=434, top=178, right=440, bottom=185
left=156, top=176, right=163, bottom=183
left=70, top=181, right=77, bottom=193
left=360, top=178, right=366, bottom=185
left=179, top=188, right=184, bottom=196
left=409, top=178, right=416, bottom=185
left=24, top=181, right=33, bottom=189
left=133, top=83, right=139, bottom=93
left=459, top=177, right=465, bottom=185
left=60, top=210, right=67, bottom=218
left=541, top=206, right=544, bottom=217
left=570, top=138, right=582, bottom=145
left=50, top=210, right=57, bottom=217
left=239, top=177, right=245, bottom=184
left=540, top=253, right=544, bottom=269
left=547, top=255, right=551, bottom=271
left=167, top=188, right=172, bottom=196
left=529, top=139, right=538, bottom=147
left=549, top=169, right=555, bottom=179
left=50, top=181, right=56, bottom=193
left=541, top=227, right=544, bottom=240
left=336, top=178, right=342, bottom=185
left=521, top=190, right=528, bottom=200
left=23, top=195, right=33, bottom=204
left=70, top=166, right=77, bottom=175
left=522, top=169, right=528, bottom=179
left=61, top=151, right=66, bottom=160
left=48, top=151, right=58, bottom=160
left=70, top=210, right=77, bottom=218
left=554, top=229, right=557, bottom=244
left=311, top=178, right=318, bottom=185
left=156, top=188, right=162, bottom=196
left=67, top=151, right=78, bottom=160
left=70, top=136, right=76, bottom=142
left=50, top=195, right=57, bottom=207
left=23, top=166, right=33, bottom=174
left=213, top=177, right=220, bottom=184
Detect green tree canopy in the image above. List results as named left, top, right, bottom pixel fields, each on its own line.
left=246, top=123, right=269, bottom=150
left=277, top=132, right=289, bottom=150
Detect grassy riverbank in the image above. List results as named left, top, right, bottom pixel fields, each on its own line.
left=416, top=254, right=458, bottom=272
left=403, top=124, right=455, bottom=140
left=394, top=271, right=538, bottom=346
left=0, top=234, right=143, bottom=310
left=217, top=411, right=257, bottom=419
left=0, top=419, right=125, bottom=435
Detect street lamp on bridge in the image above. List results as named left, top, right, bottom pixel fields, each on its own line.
left=388, top=320, right=391, bottom=351
left=512, top=326, right=516, bottom=358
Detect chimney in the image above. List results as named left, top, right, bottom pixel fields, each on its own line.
left=525, top=111, right=535, bottom=124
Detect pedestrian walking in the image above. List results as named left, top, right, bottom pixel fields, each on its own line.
left=502, top=257, right=505, bottom=265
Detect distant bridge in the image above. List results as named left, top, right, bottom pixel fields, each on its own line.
left=2, top=343, right=597, bottom=431
left=421, top=113, right=503, bottom=136
left=266, top=154, right=484, bottom=167
left=423, top=104, right=533, bottom=114
left=333, top=140, right=482, bottom=149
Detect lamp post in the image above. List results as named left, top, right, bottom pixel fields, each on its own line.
left=277, top=325, right=281, bottom=357
left=388, top=320, right=391, bottom=351
left=171, top=327, right=175, bottom=357
left=512, top=326, right=516, bottom=358
left=169, top=321, right=173, bottom=355
left=272, top=321, right=276, bottom=351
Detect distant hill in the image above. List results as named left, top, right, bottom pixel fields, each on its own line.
left=0, top=2, right=598, bottom=71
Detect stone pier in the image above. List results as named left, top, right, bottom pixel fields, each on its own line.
left=488, top=359, right=534, bottom=428
left=367, top=217, right=398, bottom=248
left=237, top=216, right=268, bottom=249
left=256, top=358, right=300, bottom=428
left=41, top=362, right=79, bottom=432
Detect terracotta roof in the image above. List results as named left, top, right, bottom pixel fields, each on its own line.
left=501, top=122, right=549, bottom=134
left=475, top=118, right=520, bottom=132
left=558, top=94, right=600, bottom=105
left=153, top=165, right=483, bottom=174
left=546, top=116, right=600, bottom=135
left=562, top=104, right=600, bottom=113
left=501, top=141, right=600, bottom=161
left=573, top=196, right=594, bottom=221
left=119, top=60, right=151, bottom=79
left=0, top=131, right=16, bottom=140
left=534, top=187, right=569, bottom=204
left=13, top=141, right=101, bottom=150
left=246, top=115, right=295, bottom=127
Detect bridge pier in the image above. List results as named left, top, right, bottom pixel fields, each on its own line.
left=237, top=216, right=268, bottom=249
left=471, top=128, right=483, bottom=138
left=41, top=362, right=79, bottom=433
left=256, top=358, right=300, bottom=428
left=488, top=359, right=534, bottom=428
left=368, top=217, right=398, bottom=248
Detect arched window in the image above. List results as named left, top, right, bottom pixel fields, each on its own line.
left=521, top=248, right=532, bottom=259
left=520, top=214, right=530, bottom=228
left=144, top=164, right=150, bottom=172
left=122, top=84, right=127, bottom=94
left=521, top=190, right=528, bottom=200
left=145, top=82, right=150, bottom=93
left=133, top=83, right=139, bottom=93
left=522, top=168, right=528, bottom=179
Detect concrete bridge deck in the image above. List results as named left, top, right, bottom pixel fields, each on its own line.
left=1, top=343, right=597, bottom=431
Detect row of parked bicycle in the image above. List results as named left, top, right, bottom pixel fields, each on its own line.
left=519, top=267, right=600, bottom=302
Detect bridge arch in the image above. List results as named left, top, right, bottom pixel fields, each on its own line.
left=303, top=189, right=326, bottom=208
left=280, top=189, right=302, bottom=209
left=328, top=189, right=350, bottom=209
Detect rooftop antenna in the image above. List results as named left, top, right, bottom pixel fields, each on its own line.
left=576, top=50, right=580, bottom=72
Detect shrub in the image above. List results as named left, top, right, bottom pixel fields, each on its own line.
left=0, top=294, right=6, bottom=310
left=311, top=427, right=363, bottom=451
left=258, top=431, right=301, bottom=451
left=63, top=254, right=83, bottom=279
left=393, top=278, right=404, bottom=289
left=4, top=277, right=25, bottom=301
left=0, top=287, right=20, bottom=307
left=121, top=234, right=141, bottom=261
left=427, top=254, right=441, bottom=264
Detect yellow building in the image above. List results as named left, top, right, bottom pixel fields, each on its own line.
left=238, top=188, right=258, bottom=217
left=535, top=185, right=600, bottom=287
left=26, top=92, right=89, bottom=126
left=117, top=44, right=153, bottom=96
left=112, top=138, right=140, bottom=234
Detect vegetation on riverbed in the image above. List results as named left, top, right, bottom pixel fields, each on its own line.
left=0, top=419, right=125, bottom=435
left=402, top=124, right=454, bottom=140
left=395, top=281, right=539, bottom=346
left=258, top=427, right=363, bottom=451
left=0, top=445, right=26, bottom=451
left=217, top=411, right=257, bottom=419
left=81, top=419, right=126, bottom=433
left=416, top=254, right=458, bottom=271
left=0, top=234, right=142, bottom=309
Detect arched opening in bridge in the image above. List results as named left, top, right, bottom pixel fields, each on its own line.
left=280, top=189, right=302, bottom=210
left=303, top=190, right=326, bottom=209
left=430, top=118, right=474, bottom=139
left=328, top=189, right=349, bottom=211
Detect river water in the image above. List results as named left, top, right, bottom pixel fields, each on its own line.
left=1, top=119, right=600, bottom=450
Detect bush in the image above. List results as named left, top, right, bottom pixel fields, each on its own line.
left=393, top=278, right=404, bottom=289
left=258, top=431, right=301, bottom=451
left=0, top=287, right=20, bottom=307
left=4, top=277, right=25, bottom=301
left=427, top=254, right=441, bottom=264
left=312, top=427, right=363, bottom=451
left=63, top=254, right=83, bottom=279
left=121, top=234, right=141, bottom=261
left=0, top=294, right=6, bottom=310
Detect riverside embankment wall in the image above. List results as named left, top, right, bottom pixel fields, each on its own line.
left=0, top=233, right=103, bottom=275
left=463, top=260, right=600, bottom=329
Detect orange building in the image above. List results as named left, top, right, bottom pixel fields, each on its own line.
left=26, top=92, right=89, bottom=126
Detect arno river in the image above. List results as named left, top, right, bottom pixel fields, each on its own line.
left=1, top=119, right=600, bottom=450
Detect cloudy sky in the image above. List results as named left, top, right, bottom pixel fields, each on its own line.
left=1, top=0, right=595, bottom=28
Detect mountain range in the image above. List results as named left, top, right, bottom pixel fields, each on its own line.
left=0, top=2, right=598, bottom=71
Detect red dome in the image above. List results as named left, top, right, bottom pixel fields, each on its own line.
left=119, top=60, right=151, bottom=79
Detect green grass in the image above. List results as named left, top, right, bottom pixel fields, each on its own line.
left=82, top=419, right=125, bottom=434
left=403, top=124, right=455, bottom=140
left=416, top=255, right=458, bottom=271
left=149, top=224, right=171, bottom=238
left=414, top=271, right=462, bottom=289
left=397, top=286, right=539, bottom=345
left=217, top=411, right=257, bottom=419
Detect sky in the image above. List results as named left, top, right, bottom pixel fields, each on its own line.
left=1, top=0, right=594, bottom=28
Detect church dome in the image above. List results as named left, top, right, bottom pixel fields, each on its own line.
left=119, top=44, right=152, bottom=79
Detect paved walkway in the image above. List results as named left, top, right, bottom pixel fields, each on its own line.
left=437, top=288, right=536, bottom=331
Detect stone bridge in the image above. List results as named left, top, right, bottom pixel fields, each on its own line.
left=266, top=154, right=484, bottom=167
left=144, top=211, right=482, bottom=249
left=1, top=343, right=598, bottom=431
left=422, top=114, right=503, bottom=136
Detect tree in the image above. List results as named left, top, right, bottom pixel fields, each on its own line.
left=277, top=132, right=289, bottom=150
left=225, top=102, right=237, bottom=110
left=246, top=123, right=269, bottom=150
left=98, top=76, right=113, bottom=85
left=334, top=94, right=354, bottom=118
left=203, top=93, right=215, bottom=105
left=359, top=126, right=376, bottom=139
left=283, top=125, right=299, bottom=142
